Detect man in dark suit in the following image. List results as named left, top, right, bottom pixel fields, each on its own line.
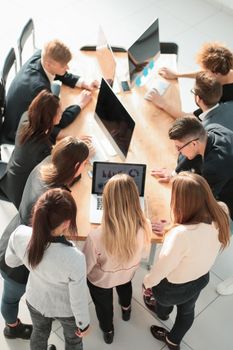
left=146, top=71, right=233, bottom=130
left=151, top=116, right=233, bottom=219
left=191, top=72, right=233, bottom=131
left=1, top=39, right=98, bottom=143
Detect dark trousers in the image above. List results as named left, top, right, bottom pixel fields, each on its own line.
left=27, top=302, right=83, bottom=350
left=1, top=270, right=26, bottom=324
left=87, top=279, right=132, bottom=332
left=152, top=272, right=209, bottom=345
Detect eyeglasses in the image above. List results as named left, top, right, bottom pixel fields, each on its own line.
left=190, top=88, right=197, bottom=95
left=176, top=138, right=200, bottom=152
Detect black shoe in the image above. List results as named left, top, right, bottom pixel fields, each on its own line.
left=3, top=319, right=33, bottom=339
left=150, top=325, right=180, bottom=350
left=103, top=330, right=114, bottom=344
left=143, top=294, right=169, bottom=321
left=121, top=306, right=131, bottom=321
left=48, top=345, right=56, bottom=350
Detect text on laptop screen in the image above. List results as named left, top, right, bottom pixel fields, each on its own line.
left=95, top=79, right=135, bottom=159
left=92, top=162, right=146, bottom=195
left=128, top=18, right=160, bottom=86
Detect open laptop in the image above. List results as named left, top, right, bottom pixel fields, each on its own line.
left=90, top=161, right=146, bottom=224
left=94, top=78, right=135, bottom=161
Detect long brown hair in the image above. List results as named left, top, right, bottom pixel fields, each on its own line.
left=27, top=188, right=77, bottom=268
left=102, top=174, right=151, bottom=263
left=170, top=172, right=230, bottom=248
left=40, top=136, right=89, bottom=186
left=19, top=90, right=60, bottom=144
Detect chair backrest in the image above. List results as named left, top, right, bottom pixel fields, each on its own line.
left=18, top=18, right=36, bottom=68
left=1, top=48, right=17, bottom=86
left=0, top=48, right=17, bottom=129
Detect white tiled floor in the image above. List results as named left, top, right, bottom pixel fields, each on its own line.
left=1, top=0, right=233, bottom=349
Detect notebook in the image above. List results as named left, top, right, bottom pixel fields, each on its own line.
left=90, top=161, right=146, bottom=224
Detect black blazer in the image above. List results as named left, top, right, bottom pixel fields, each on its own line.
left=2, top=50, right=81, bottom=142
left=0, top=112, right=52, bottom=209
left=176, top=124, right=233, bottom=218
left=202, top=101, right=233, bottom=132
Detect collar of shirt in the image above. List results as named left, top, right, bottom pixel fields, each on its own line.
left=199, top=103, right=219, bottom=121
left=50, top=235, right=73, bottom=247
left=41, top=61, right=55, bottom=84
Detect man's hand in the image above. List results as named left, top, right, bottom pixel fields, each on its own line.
left=159, top=67, right=178, bottom=80
left=150, top=168, right=172, bottom=183
left=77, top=90, right=92, bottom=109
left=145, top=89, right=167, bottom=110
left=82, top=80, right=100, bottom=91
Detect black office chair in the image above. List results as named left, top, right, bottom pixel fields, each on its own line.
left=18, top=18, right=36, bottom=68
left=0, top=160, right=10, bottom=202
left=160, top=42, right=179, bottom=57
left=80, top=45, right=127, bottom=53
left=0, top=48, right=17, bottom=133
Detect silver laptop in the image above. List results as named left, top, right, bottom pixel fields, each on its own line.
left=90, top=161, right=146, bottom=224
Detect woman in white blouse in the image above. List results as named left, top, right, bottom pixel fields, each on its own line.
left=83, top=174, right=151, bottom=344
left=143, top=172, right=230, bottom=350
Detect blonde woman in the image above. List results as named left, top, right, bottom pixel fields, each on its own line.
left=83, top=174, right=151, bottom=344
left=143, top=172, right=230, bottom=350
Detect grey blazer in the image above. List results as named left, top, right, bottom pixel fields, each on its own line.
left=202, top=101, right=233, bottom=132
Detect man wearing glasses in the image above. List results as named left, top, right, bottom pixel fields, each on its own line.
left=152, top=115, right=233, bottom=297
left=146, top=72, right=233, bottom=132
left=151, top=116, right=233, bottom=220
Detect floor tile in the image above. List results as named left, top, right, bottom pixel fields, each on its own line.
left=55, top=298, right=167, bottom=350
left=211, top=237, right=233, bottom=280
left=158, top=0, right=220, bottom=26
left=194, top=11, right=233, bottom=49
left=184, top=294, right=233, bottom=350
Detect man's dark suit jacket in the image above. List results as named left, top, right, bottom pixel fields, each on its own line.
left=2, top=50, right=81, bottom=142
left=176, top=124, right=233, bottom=218
left=202, top=101, right=233, bottom=132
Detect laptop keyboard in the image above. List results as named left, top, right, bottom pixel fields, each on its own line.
left=97, top=196, right=103, bottom=210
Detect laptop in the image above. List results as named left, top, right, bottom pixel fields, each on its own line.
left=90, top=161, right=146, bottom=224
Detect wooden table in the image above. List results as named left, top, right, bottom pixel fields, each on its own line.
left=60, top=51, right=181, bottom=257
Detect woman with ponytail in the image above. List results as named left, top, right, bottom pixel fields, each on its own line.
left=143, top=172, right=230, bottom=350
left=5, top=188, right=90, bottom=350
left=0, top=136, right=89, bottom=341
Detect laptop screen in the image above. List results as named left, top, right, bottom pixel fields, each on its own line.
left=95, top=79, right=135, bottom=160
left=96, top=26, right=116, bottom=87
left=128, top=18, right=160, bottom=86
left=92, top=161, right=146, bottom=196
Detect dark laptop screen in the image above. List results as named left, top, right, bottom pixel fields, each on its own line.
left=128, top=18, right=160, bottom=85
left=95, top=79, right=135, bottom=159
left=92, top=161, right=146, bottom=195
